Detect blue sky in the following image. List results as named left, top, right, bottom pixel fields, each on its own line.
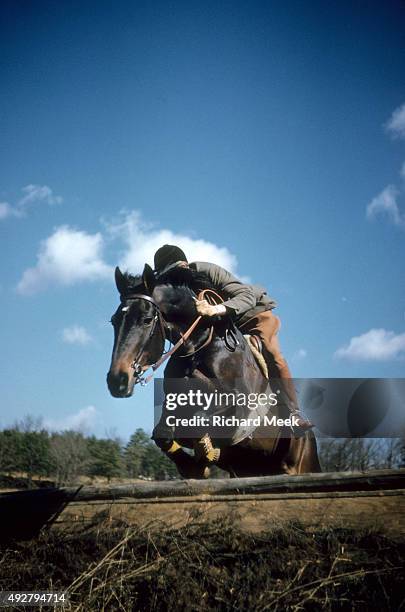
left=1, top=1, right=404, bottom=440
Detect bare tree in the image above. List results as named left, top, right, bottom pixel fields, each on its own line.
left=14, top=415, right=44, bottom=433
left=50, top=431, right=91, bottom=485
left=318, top=438, right=403, bottom=472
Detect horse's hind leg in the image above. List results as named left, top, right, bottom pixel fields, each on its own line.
left=302, top=433, right=322, bottom=473
left=286, top=433, right=322, bottom=474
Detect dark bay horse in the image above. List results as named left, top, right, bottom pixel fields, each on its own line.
left=107, top=265, right=321, bottom=478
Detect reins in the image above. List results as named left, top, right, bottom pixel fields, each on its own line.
left=130, top=288, right=224, bottom=386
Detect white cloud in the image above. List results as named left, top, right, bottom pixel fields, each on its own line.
left=292, top=348, right=307, bottom=360
left=17, top=210, right=242, bottom=295
left=366, top=185, right=405, bottom=228
left=17, top=184, right=62, bottom=212
left=385, top=103, right=405, bottom=139
left=0, top=184, right=63, bottom=221
left=104, top=210, right=238, bottom=274
left=369, top=105, right=405, bottom=230
left=62, top=325, right=92, bottom=345
left=335, top=328, right=405, bottom=361
left=0, top=202, right=12, bottom=220
left=44, top=405, right=97, bottom=433
left=17, top=225, right=112, bottom=295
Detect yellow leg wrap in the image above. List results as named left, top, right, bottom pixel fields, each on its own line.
left=193, top=434, right=221, bottom=463
left=166, top=441, right=181, bottom=454
left=206, top=448, right=221, bottom=463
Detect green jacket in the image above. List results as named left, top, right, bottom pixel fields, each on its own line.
left=189, top=261, right=276, bottom=325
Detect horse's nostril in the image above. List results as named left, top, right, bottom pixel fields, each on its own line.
left=118, top=372, right=128, bottom=391
left=107, top=371, right=129, bottom=396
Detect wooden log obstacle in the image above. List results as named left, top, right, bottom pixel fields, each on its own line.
left=58, top=469, right=405, bottom=538
left=1, top=469, right=404, bottom=541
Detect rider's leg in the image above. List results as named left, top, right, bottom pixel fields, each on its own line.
left=240, top=311, right=313, bottom=430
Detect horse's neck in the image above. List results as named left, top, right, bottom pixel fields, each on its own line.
left=169, top=319, right=212, bottom=352
left=170, top=318, right=266, bottom=388
left=195, top=331, right=266, bottom=387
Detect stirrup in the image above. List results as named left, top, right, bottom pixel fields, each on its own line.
left=194, top=433, right=221, bottom=464
left=290, top=411, right=314, bottom=435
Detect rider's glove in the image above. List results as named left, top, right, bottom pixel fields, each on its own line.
left=195, top=299, right=227, bottom=317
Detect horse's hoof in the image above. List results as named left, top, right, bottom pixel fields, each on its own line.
left=189, top=465, right=211, bottom=479
left=178, top=463, right=211, bottom=479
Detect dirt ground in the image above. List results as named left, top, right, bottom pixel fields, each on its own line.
left=56, top=489, right=405, bottom=538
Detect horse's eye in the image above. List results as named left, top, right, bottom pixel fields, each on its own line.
left=143, top=316, right=154, bottom=325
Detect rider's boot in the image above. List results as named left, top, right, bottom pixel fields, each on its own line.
left=166, top=441, right=211, bottom=479
left=290, top=410, right=314, bottom=436
left=193, top=434, right=221, bottom=464
left=272, top=384, right=313, bottom=437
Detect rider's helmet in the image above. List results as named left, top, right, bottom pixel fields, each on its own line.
left=154, top=244, right=188, bottom=277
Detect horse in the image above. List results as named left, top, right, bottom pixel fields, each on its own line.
left=107, top=265, right=321, bottom=478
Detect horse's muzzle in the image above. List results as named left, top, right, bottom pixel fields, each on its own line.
left=107, top=370, right=135, bottom=398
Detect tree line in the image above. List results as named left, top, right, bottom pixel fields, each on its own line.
left=317, top=437, right=404, bottom=472
left=0, top=417, right=403, bottom=485
left=0, top=421, right=178, bottom=485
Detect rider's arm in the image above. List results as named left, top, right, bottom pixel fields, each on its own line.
left=191, top=262, right=256, bottom=318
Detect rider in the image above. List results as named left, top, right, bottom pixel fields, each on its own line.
left=152, top=244, right=313, bottom=463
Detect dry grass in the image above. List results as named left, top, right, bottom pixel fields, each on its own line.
left=0, top=513, right=404, bottom=611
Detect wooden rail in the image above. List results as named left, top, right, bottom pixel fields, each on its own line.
left=61, top=468, right=405, bottom=501
left=1, top=469, right=405, bottom=540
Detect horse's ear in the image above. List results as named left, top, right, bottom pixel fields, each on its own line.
left=143, top=263, right=155, bottom=293
left=115, top=266, right=127, bottom=295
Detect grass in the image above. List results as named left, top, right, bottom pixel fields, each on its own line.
left=0, top=514, right=404, bottom=611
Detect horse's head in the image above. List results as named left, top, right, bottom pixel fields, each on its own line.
left=107, top=266, right=165, bottom=398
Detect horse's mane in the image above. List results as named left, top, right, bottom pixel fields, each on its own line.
left=121, top=273, right=146, bottom=296
left=157, top=266, right=214, bottom=293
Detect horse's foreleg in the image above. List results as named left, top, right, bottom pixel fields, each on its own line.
left=158, top=440, right=211, bottom=479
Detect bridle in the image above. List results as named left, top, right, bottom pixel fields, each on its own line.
left=119, top=293, right=166, bottom=385
left=119, top=288, right=229, bottom=386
